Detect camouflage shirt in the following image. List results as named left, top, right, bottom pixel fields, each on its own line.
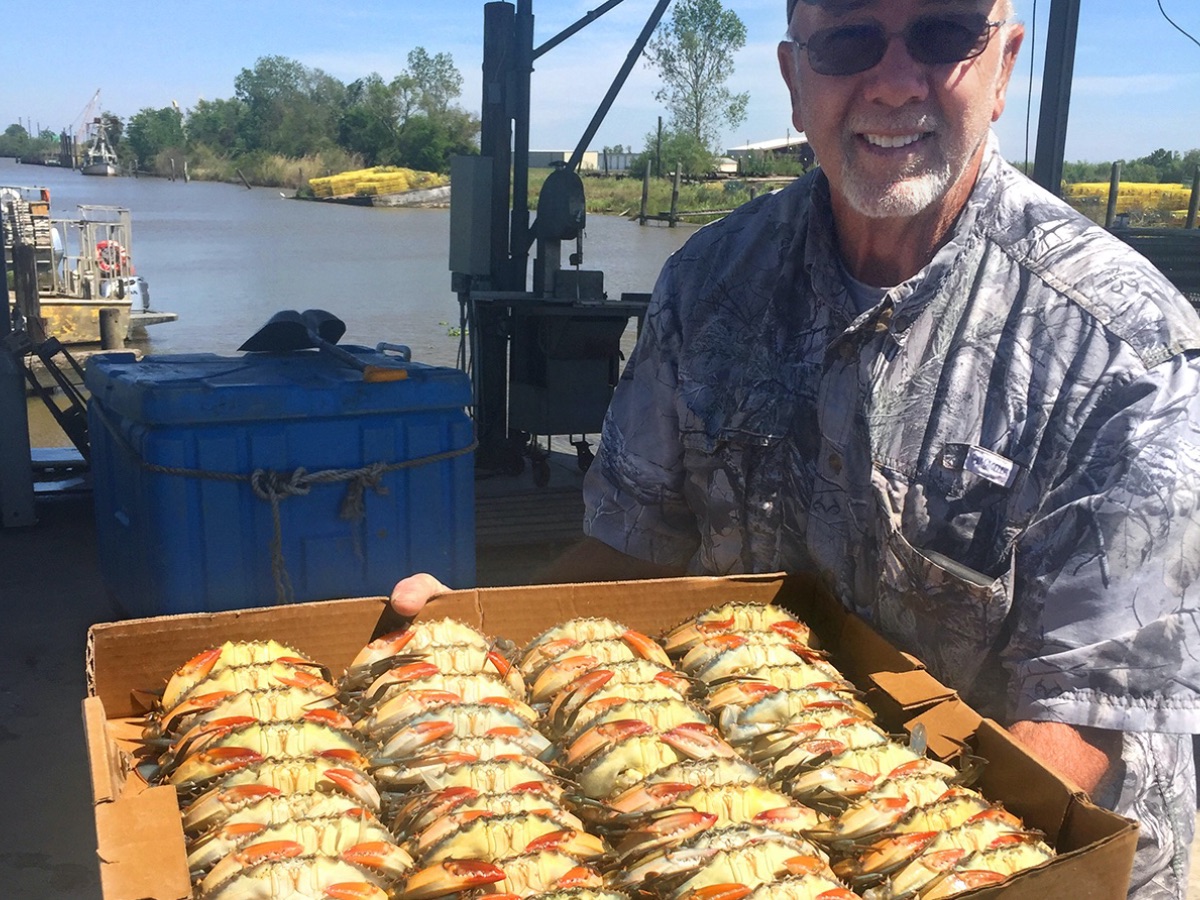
left=583, top=137, right=1200, bottom=734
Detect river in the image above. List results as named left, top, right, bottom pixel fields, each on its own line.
left=2, top=157, right=694, bottom=446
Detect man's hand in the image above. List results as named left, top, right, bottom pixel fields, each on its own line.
left=1007, top=720, right=1122, bottom=796
left=389, top=573, right=450, bottom=617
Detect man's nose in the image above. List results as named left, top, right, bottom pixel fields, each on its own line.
left=861, top=34, right=931, bottom=106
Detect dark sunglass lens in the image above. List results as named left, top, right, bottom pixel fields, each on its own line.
left=908, top=15, right=990, bottom=65
left=808, top=23, right=888, bottom=76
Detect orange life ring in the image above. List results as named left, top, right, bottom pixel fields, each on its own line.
left=96, top=240, right=133, bottom=275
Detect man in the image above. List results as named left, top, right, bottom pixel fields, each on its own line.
left=395, top=1, right=1199, bottom=895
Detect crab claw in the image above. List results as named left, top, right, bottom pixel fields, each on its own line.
left=532, top=656, right=604, bottom=704
left=784, top=855, right=829, bottom=877
left=378, top=719, right=458, bottom=759
left=159, top=689, right=237, bottom=733
left=303, top=708, right=355, bottom=730
left=162, top=646, right=224, bottom=704
left=834, top=831, right=939, bottom=880
left=621, top=629, right=672, bottom=667
left=680, top=634, right=748, bottom=673
left=751, top=804, right=823, bottom=833
left=921, top=869, right=1008, bottom=900
left=555, top=865, right=603, bottom=889
left=339, top=840, right=415, bottom=880
left=321, top=767, right=383, bottom=810
left=324, top=883, right=389, bottom=900
left=608, top=780, right=697, bottom=814
left=616, top=810, right=718, bottom=859
left=181, top=784, right=282, bottom=834
left=704, top=680, right=780, bottom=712
left=168, top=746, right=264, bottom=787
left=677, top=884, right=753, bottom=900
left=235, top=839, right=306, bottom=865
left=566, top=719, right=654, bottom=765
left=403, top=859, right=507, bottom=900
left=524, top=829, right=607, bottom=859
left=660, top=722, right=739, bottom=760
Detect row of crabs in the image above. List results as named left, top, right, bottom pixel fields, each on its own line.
left=138, top=601, right=1053, bottom=900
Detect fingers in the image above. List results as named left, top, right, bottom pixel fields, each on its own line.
left=390, top=572, right=451, bottom=617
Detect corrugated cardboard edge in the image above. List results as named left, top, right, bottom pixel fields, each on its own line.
left=83, top=572, right=1139, bottom=900
left=95, top=785, right=191, bottom=900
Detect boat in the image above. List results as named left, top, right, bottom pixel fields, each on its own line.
left=79, top=118, right=119, bottom=176
left=2, top=185, right=177, bottom=344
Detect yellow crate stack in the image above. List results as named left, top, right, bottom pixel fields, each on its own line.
left=308, top=166, right=448, bottom=199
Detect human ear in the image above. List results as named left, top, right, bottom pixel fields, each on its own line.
left=777, top=41, right=806, bottom=133
left=991, top=23, right=1025, bottom=122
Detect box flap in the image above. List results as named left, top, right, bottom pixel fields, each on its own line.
left=83, top=697, right=121, bottom=804
left=870, top=670, right=957, bottom=712
left=903, top=697, right=982, bottom=761
left=95, top=785, right=191, bottom=900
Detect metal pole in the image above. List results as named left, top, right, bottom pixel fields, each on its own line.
left=1031, top=0, right=1082, bottom=195
left=1187, top=167, right=1199, bottom=230
left=509, top=0, right=534, bottom=291
left=0, top=201, right=37, bottom=527
left=1105, top=162, right=1121, bottom=229
left=476, top=2, right=518, bottom=465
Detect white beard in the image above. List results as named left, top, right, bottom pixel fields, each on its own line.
left=839, top=155, right=955, bottom=219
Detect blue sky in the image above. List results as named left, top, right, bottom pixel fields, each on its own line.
left=3, top=1, right=1199, bottom=164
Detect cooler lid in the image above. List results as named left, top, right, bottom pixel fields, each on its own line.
left=84, top=350, right=472, bottom=425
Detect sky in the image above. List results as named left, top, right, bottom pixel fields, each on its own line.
left=2, top=0, right=1199, bottom=165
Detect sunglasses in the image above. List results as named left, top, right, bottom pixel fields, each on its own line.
left=791, top=13, right=1006, bottom=77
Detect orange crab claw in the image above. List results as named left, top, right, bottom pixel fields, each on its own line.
left=769, top=620, right=813, bottom=644
left=303, top=708, right=355, bottom=730
left=379, top=719, right=459, bottom=759
left=172, top=646, right=223, bottom=685
left=536, top=657, right=606, bottom=704
left=416, top=810, right=495, bottom=851
left=566, top=719, right=654, bottom=765
left=403, top=859, right=507, bottom=900
left=617, top=810, right=718, bottom=858
left=322, top=768, right=382, bottom=810
left=169, top=746, right=264, bottom=786
left=609, top=780, right=696, bottom=813
left=351, top=630, right=414, bottom=668
left=161, top=689, right=237, bottom=730
left=661, top=721, right=739, bottom=759
left=215, top=821, right=269, bottom=841
left=324, top=883, right=389, bottom=900
left=679, top=884, right=753, bottom=900
left=275, top=663, right=336, bottom=692
left=705, top=680, right=780, bottom=711
left=523, top=828, right=606, bottom=858
left=815, top=891, right=861, bottom=900
left=339, top=840, right=412, bottom=876
left=555, top=865, right=602, bottom=889
left=621, top=629, right=672, bottom=666
left=485, top=649, right=514, bottom=676
left=921, top=870, right=1007, bottom=900
left=783, top=855, right=828, bottom=877
left=234, top=839, right=306, bottom=865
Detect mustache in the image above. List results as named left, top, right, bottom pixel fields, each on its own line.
left=846, top=114, right=941, bottom=135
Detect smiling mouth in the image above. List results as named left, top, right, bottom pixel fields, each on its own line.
left=861, top=133, right=929, bottom=149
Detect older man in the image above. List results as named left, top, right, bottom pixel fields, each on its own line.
left=395, top=1, right=1199, bottom=895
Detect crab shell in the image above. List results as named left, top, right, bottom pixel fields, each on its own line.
left=161, top=640, right=321, bottom=712
left=392, top=782, right=570, bottom=840
left=658, top=845, right=838, bottom=900
left=160, top=660, right=337, bottom=731
left=519, top=634, right=671, bottom=683
left=198, top=846, right=395, bottom=900
left=680, top=874, right=858, bottom=900
left=561, top=696, right=710, bottom=747
left=419, top=810, right=608, bottom=865
left=660, top=603, right=812, bottom=657
left=194, top=812, right=412, bottom=883
left=375, top=702, right=544, bottom=759
left=182, top=761, right=381, bottom=834
left=770, top=722, right=891, bottom=779
left=918, top=838, right=1055, bottom=900
left=414, top=805, right=588, bottom=856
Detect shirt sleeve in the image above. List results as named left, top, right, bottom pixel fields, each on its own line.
left=1009, top=349, right=1200, bottom=733
left=582, top=261, right=702, bottom=568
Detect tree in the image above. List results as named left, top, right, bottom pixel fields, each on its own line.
left=633, top=127, right=714, bottom=178
left=233, top=55, right=346, bottom=156
left=186, top=98, right=248, bottom=152
left=644, top=0, right=749, bottom=151
left=339, top=74, right=402, bottom=165
left=126, top=107, right=186, bottom=168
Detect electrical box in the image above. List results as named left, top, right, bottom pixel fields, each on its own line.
left=449, top=155, right=493, bottom=277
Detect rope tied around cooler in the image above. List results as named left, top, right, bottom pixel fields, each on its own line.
left=90, top=404, right=476, bottom=605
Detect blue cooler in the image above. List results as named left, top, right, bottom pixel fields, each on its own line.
left=86, top=349, right=475, bottom=616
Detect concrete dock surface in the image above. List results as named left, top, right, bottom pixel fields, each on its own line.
left=1, top=492, right=1197, bottom=898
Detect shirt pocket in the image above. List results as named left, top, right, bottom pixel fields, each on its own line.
left=872, top=465, right=1016, bottom=698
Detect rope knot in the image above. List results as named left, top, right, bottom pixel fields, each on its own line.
left=340, top=462, right=390, bottom=521
left=251, top=467, right=312, bottom=502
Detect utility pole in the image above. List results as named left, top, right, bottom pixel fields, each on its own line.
left=1032, top=0, right=1082, bottom=195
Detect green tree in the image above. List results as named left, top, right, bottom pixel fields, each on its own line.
left=0, top=123, right=32, bottom=157
left=339, top=74, right=402, bottom=165
left=633, top=127, right=714, bottom=178
left=644, top=0, right=749, bottom=150
left=186, top=98, right=247, bottom=152
left=234, top=55, right=346, bottom=156
left=126, top=106, right=186, bottom=168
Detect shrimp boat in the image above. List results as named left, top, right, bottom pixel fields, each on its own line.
left=2, top=185, right=177, bottom=344
left=79, top=119, right=119, bottom=176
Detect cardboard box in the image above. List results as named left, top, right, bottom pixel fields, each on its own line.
left=83, top=573, right=1137, bottom=900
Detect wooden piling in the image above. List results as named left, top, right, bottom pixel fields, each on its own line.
left=639, top=166, right=650, bottom=225
left=236, top=169, right=253, bottom=190
left=669, top=165, right=681, bottom=227
left=1104, top=161, right=1121, bottom=228
left=1187, top=166, right=1199, bottom=230
left=99, top=308, right=124, bottom=350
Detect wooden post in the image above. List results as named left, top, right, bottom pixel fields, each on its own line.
left=12, top=245, right=41, bottom=335
left=669, top=165, right=681, bottom=227
left=169, top=158, right=176, bottom=182
left=1104, top=162, right=1122, bottom=228
left=236, top=168, right=252, bottom=190
left=99, top=308, right=124, bottom=349
left=639, top=165, right=650, bottom=225
left=1187, top=166, right=1199, bottom=230
left=184, top=160, right=190, bottom=183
